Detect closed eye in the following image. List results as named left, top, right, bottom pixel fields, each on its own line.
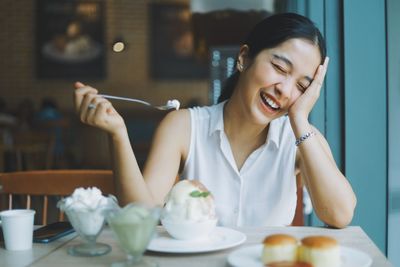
left=297, top=83, right=307, bottom=93
left=272, top=62, right=288, bottom=74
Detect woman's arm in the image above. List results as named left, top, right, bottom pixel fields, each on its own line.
left=112, top=109, right=190, bottom=206
left=288, top=59, right=356, bottom=228
left=109, top=110, right=189, bottom=206
left=74, top=82, right=189, bottom=206
left=108, top=126, right=155, bottom=205
left=293, top=123, right=356, bottom=228
left=142, top=109, right=190, bottom=204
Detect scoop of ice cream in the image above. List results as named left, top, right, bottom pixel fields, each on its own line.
left=63, top=187, right=109, bottom=211
left=167, top=99, right=180, bottom=110
left=162, top=180, right=216, bottom=222
left=111, top=205, right=151, bottom=224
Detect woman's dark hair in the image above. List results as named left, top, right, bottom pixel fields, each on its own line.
left=218, top=13, right=326, bottom=103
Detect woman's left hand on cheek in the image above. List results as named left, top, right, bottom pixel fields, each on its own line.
left=288, top=57, right=329, bottom=122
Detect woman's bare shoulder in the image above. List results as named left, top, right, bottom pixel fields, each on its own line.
left=161, top=109, right=190, bottom=130
left=154, top=109, right=191, bottom=156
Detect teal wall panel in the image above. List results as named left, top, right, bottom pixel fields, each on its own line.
left=306, top=0, right=326, bottom=227
left=324, top=0, right=344, bottom=171
left=343, top=0, right=387, bottom=252
left=306, top=0, right=345, bottom=228
left=307, top=0, right=325, bottom=137
left=289, top=0, right=387, bottom=252
left=387, top=0, right=400, bottom=264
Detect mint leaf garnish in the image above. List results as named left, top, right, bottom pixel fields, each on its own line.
left=200, top=192, right=210, bottom=197
left=189, top=190, right=210, bottom=198
left=190, top=190, right=202, bottom=197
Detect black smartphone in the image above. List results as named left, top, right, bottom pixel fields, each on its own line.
left=33, top=221, right=75, bottom=243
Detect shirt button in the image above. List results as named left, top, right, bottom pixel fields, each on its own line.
left=233, top=208, right=239, bottom=214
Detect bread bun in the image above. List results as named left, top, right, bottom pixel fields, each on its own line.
left=298, top=236, right=340, bottom=267
left=262, top=234, right=298, bottom=264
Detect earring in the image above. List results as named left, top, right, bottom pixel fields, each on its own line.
left=237, top=62, right=244, bottom=71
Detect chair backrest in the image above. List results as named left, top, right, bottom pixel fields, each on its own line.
left=0, top=170, right=115, bottom=225
left=291, top=173, right=304, bottom=226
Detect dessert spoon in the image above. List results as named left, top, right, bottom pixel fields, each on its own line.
left=98, top=94, right=180, bottom=110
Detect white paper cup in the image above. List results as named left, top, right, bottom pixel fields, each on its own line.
left=0, top=209, right=35, bottom=251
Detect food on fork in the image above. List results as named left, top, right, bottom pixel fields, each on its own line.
left=167, top=99, right=180, bottom=110
left=298, top=236, right=340, bottom=267
left=161, top=180, right=217, bottom=240
left=262, top=234, right=298, bottom=265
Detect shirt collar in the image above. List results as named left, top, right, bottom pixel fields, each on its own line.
left=266, top=118, right=281, bottom=149
left=208, top=101, right=281, bottom=149
left=208, top=101, right=226, bottom=136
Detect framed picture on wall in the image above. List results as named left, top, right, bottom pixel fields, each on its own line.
left=149, top=2, right=208, bottom=80
left=36, top=0, right=106, bottom=79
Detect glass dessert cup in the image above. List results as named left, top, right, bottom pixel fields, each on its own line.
left=58, top=196, right=117, bottom=257
left=106, top=203, right=161, bottom=267
left=65, top=209, right=111, bottom=256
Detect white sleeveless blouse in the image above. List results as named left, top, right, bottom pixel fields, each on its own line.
left=181, top=102, right=298, bottom=227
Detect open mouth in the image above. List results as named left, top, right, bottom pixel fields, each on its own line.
left=260, top=92, right=280, bottom=111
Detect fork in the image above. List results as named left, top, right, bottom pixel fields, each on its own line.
left=98, top=94, right=177, bottom=110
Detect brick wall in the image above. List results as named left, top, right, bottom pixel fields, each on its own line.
left=0, top=0, right=209, bottom=112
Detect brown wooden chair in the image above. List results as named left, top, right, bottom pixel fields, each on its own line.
left=0, top=170, right=115, bottom=225
left=291, top=173, right=304, bottom=226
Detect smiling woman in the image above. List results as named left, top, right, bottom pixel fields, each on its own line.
left=218, top=13, right=325, bottom=103
left=73, top=13, right=356, bottom=229
left=230, top=38, right=322, bottom=126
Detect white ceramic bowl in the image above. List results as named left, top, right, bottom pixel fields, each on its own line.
left=161, top=218, right=218, bottom=240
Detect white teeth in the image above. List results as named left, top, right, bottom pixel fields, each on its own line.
left=261, top=93, right=280, bottom=109
left=260, top=93, right=281, bottom=110
left=266, top=97, right=279, bottom=109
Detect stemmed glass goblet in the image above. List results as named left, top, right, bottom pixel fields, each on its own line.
left=58, top=194, right=117, bottom=256
left=106, top=203, right=161, bottom=267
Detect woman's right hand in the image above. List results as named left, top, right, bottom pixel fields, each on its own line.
left=73, top=82, right=126, bottom=136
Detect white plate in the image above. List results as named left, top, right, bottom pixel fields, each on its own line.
left=147, top=226, right=246, bottom=253
left=227, top=245, right=372, bottom=267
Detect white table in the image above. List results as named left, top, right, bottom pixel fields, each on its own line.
left=0, top=232, right=77, bottom=267
left=1, top=226, right=393, bottom=267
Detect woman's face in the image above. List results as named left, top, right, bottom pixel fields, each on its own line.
left=235, top=38, right=322, bottom=125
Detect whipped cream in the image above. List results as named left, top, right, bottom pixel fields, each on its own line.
left=162, top=180, right=216, bottom=222
left=58, top=187, right=115, bottom=236
left=167, top=99, right=180, bottom=110
left=64, top=187, right=108, bottom=210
